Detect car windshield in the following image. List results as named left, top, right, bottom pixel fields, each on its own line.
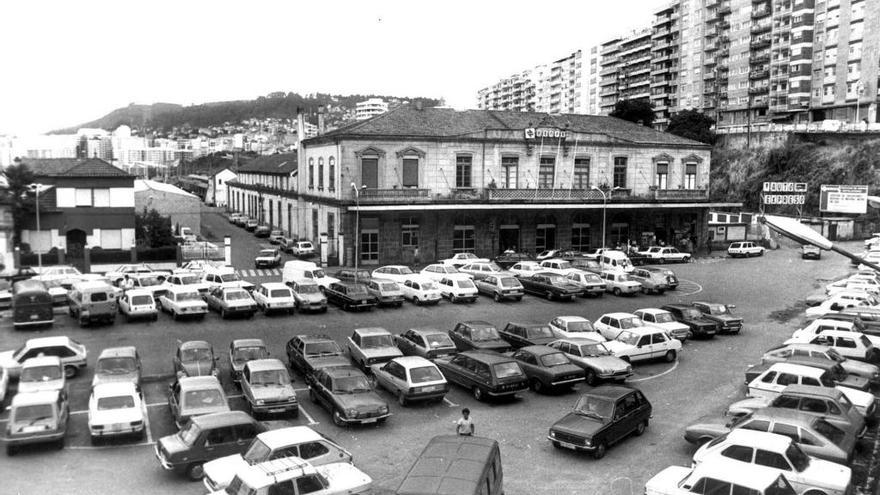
left=180, top=275, right=200, bottom=284
left=444, top=266, right=460, bottom=273
left=486, top=263, right=503, bottom=271
left=361, top=335, right=395, bottom=348
left=420, top=282, right=437, bottom=291
left=426, top=333, right=454, bottom=348
left=492, top=362, right=523, bottom=379
left=581, top=343, right=611, bottom=357
left=584, top=274, right=602, bottom=283
left=97, top=395, right=136, bottom=410
left=707, top=304, right=730, bottom=315
left=332, top=375, right=372, bottom=393
left=12, top=404, right=54, bottom=425
left=183, top=389, right=224, bottom=408
left=270, top=289, right=291, bottom=298
left=131, top=295, right=154, bottom=305
left=181, top=348, right=212, bottom=362
left=259, top=250, right=275, bottom=256
left=457, top=280, right=476, bottom=289
left=219, top=273, right=241, bottom=283
left=618, top=317, right=644, bottom=329
left=250, top=369, right=290, bottom=386
left=471, top=327, right=501, bottom=341
left=682, top=309, right=703, bottom=319
left=565, top=320, right=595, bottom=332
left=540, top=352, right=570, bottom=367
left=137, top=276, right=162, bottom=286
left=177, top=422, right=201, bottom=445
left=243, top=439, right=272, bottom=463
left=397, top=267, right=414, bottom=275
left=305, top=342, right=341, bottom=356
left=177, top=291, right=202, bottom=301
left=860, top=335, right=872, bottom=347
left=297, top=284, right=321, bottom=294
left=21, top=365, right=61, bottom=382
left=97, top=357, right=137, bottom=374
left=545, top=274, right=566, bottom=283
left=653, top=313, right=675, bottom=323
left=500, top=277, right=521, bottom=288
left=410, top=366, right=444, bottom=383
left=526, top=326, right=554, bottom=339
left=814, top=419, right=846, bottom=446
left=225, top=291, right=250, bottom=301
left=232, top=346, right=267, bottom=364
left=616, top=331, right=640, bottom=346
left=786, top=443, right=810, bottom=472
left=824, top=348, right=845, bottom=362
left=574, top=396, right=613, bottom=420
left=380, top=283, right=400, bottom=291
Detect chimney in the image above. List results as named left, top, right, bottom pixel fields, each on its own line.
left=296, top=108, right=305, bottom=150
left=317, top=107, right=325, bottom=135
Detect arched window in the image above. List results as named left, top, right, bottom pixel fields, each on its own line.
left=328, top=157, right=336, bottom=191
left=318, top=157, right=324, bottom=190
left=308, top=157, right=315, bottom=189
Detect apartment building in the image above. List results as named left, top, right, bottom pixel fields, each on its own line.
left=598, top=29, right=653, bottom=115
left=355, top=98, right=389, bottom=121
left=476, top=71, right=536, bottom=112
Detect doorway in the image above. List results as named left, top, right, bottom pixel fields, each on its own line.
left=66, top=229, right=88, bottom=270
left=499, top=227, right=520, bottom=253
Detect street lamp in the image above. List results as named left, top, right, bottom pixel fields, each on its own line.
left=591, top=186, right=622, bottom=249
left=760, top=214, right=880, bottom=272
left=351, top=182, right=362, bottom=283
left=24, top=183, right=47, bottom=270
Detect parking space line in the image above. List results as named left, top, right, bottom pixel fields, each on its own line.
left=629, top=359, right=679, bottom=383
left=71, top=409, right=89, bottom=416
left=146, top=402, right=167, bottom=408
left=299, top=405, right=319, bottom=426
left=442, top=397, right=459, bottom=408
left=142, top=400, right=153, bottom=445
left=68, top=441, right=155, bottom=450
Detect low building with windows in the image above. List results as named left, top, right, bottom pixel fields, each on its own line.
left=206, top=168, right=236, bottom=207
left=134, top=180, right=201, bottom=234
left=17, top=157, right=136, bottom=259
left=293, top=105, right=738, bottom=266
left=226, top=153, right=298, bottom=234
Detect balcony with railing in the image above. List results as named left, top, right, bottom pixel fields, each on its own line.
left=751, top=22, right=772, bottom=34
left=748, top=85, right=770, bottom=95
left=356, top=188, right=432, bottom=204
left=750, top=36, right=771, bottom=49
left=718, top=1, right=731, bottom=14
left=750, top=53, right=770, bottom=65
left=749, top=69, right=770, bottom=80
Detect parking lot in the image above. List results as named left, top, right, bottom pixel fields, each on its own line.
left=1, top=213, right=876, bottom=495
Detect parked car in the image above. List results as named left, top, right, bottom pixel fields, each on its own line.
left=547, top=338, right=633, bottom=385
left=268, top=229, right=285, bottom=244
left=92, top=346, right=142, bottom=389
left=18, top=356, right=65, bottom=394
left=645, top=461, right=798, bottom=495
left=435, top=351, right=528, bottom=401
left=449, top=321, right=511, bottom=353
left=371, top=356, right=450, bottom=405
left=437, top=276, right=479, bottom=303
left=228, top=339, right=269, bottom=383
left=549, top=316, right=603, bottom=340
left=600, top=270, right=641, bottom=296
left=175, top=260, right=222, bottom=278
left=537, top=258, right=579, bottom=275
left=628, top=268, right=670, bottom=294
left=309, top=365, right=390, bottom=426
left=5, top=389, right=69, bottom=456
left=278, top=237, right=297, bottom=253
left=459, top=262, right=509, bottom=281
left=158, top=286, right=208, bottom=320
left=333, top=268, right=372, bottom=283
left=285, top=334, right=349, bottom=384
left=286, top=279, right=328, bottom=312
left=394, top=327, right=458, bottom=360
left=633, top=308, right=691, bottom=342
left=240, top=359, right=298, bottom=418
left=419, top=263, right=472, bottom=282
left=508, top=345, right=584, bottom=392
left=498, top=322, right=558, bottom=349
left=727, top=241, right=765, bottom=258
left=201, top=426, right=354, bottom=492
left=202, top=266, right=255, bottom=292
left=474, top=274, right=524, bottom=302
left=11, top=280, right=54, bottom=328
left=88, top=382, right=145, bottom=444
left=32, top=265, right=87, bottom=289
left=785, top=329, right=879, bottom=364
left=595, top=312, right=649, bottom=340
left=204, top=286, right=257, bottom=319
left=0, top=336, right=88, bottom=379
left=562, top=270, right=606, bottom=297
left=747, top=353, right=872, bottom=394
left=641, top=266, right=679, bottom=289
left=399, top=277, right=442, bottom=305
left=173, top=340, right=218, bottom=378
left=245, top=218, right=259, bottom=231
left=253, top=249, right=281, bottom=269
left=692, top=301, right=743, bottom=334
left=370, top=265, right=416, bottom=284
left=68, top=280, right=118, bottom=326
left=639, top=246, right=692, bottom=263
left=0, top=266, right=37, bottom=284
left=508, top=261, right=543, bottom=278
left=154, top=411, right=264, bottom=480
left=167, top=375, right=230, bottom=428
left=517, top=272, right=583, bottom=301
left=290, top=240, right=315, bottom=257
left=746, top=362, right=875, bottom=417
left=252, top=282, right=296, bottom=315
left=324, top=282, right=378, bottom=311
left=440, top=253, right=490, bottom=268
left=761, top=343, right=880, bottom=386
left=659, top=304, right=718, bottom=339
left=602, top=326, right=682, bottom=364
left=569, top=258, right=603, bottom=274
left=547, top=385, right=652, bottom=459
left=793, top=317, right=880, bottom=347
left=104, top=263, right=170, bottom=286
left=117, top=289, right=158, bottom=322
left=128, top=273, right=168, bottom=299
left=209, top=456, right=371, bottom=495
left=493, top=251, right=535, bottom=269
left=364, top=278, right=405, bottom=307
left=347, top=327, right=403, bottom=370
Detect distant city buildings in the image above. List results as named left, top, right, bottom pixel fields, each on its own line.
left=356, top=98, right=389, bottom=120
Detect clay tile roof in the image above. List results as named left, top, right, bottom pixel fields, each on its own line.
left=21, top=158, right=134, bottom=178
left=237, top=152, right=298, bottom=175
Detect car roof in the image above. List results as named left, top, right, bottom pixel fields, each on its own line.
left=459, top=351, right=515, bottom=364
left=324, top=366, right=367, bottom=378
left=542, top=258, right=568, bottom=263
left=260, top=282, right=289, bottom=290
left=97, top=346, right=138, bottom=359
left=556, top=316, right=588, bottom=322
left=749, top=407, right=823, bottom=424
left=72, top=280, right=114, bottom=290
left=232, top=339, right=266, bottom=348
left=125, top=289, right=154, bottom=297
left=22, top=355, right=62, bottom=367
left=781, top=384, right=843, bottom=399
left=296, top=334, right=335, bottom=343
left=166, top=285, right=200, bottom=294
left=603, top=312, right=639, bottom=319
left=635, top=308, right=667, bottom=315
left=552, top=338, right=603, bottom=346
left=460, top=320, right=495, bottom=328
left=26, top=336, right=76, bottom=348
left=92, top=381, right=139, bottom=397
left=379, top=265, right=410, bottom=270
left=180, top=341, right=211, bottom=352
left=518, top=345, right=560, bottom=356
left=235, top=457, right=317, bottom=489
left=506, top=322, right=548, bottom=328
left=354, top=327, right=391, bottom=336
left=392, top=356, right=436, bottom=368
left=687, top=460, right=790, bottom=490
left=257, top=426, right=324, bottom=449
left=191, top=410, right=255, bottom=429
left=408, top=326, right=446, bottom=336
left=765, top=362, right=825, bottom=377
left=723, top=429, right=792, bottom=451
left=178, top=376, right=222, bottom=390
left=291, top=278, right=319, bottom=286
left=581, top=385, right=637, bottom=400
left=660, top=304, right=691, bottom=310
left=245, top=359, right=286, bottom=372
left=11, top=390, right=61, bottom=406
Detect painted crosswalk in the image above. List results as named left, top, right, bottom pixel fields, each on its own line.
left=236, top=268, right=282, bottom=278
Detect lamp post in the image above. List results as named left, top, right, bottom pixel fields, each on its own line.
left=35, top=185, right=42, bottom=271
left=351, top=182, right=361, bottom=283
left=760, top=214, right=880, bottom=272
left=591, top=186, right=622, bottom=249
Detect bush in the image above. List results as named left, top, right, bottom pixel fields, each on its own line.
left=90, top=249, right=131, bottom=264
left=136, top=246, right=177, bottom=262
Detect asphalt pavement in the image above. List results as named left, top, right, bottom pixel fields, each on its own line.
left=0, top=213, right=873, bottom=495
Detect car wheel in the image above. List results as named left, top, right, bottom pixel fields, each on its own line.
left=6, top=445, right=17, bottom=456
left=585, top=369, right=598, bottom=386
left=494, top=293, right=501, bottom=302
left=682, top=256, right=691, bottom=263
left=515, top=297, right=523, bottom=302
left=172, top=312, right=179, bottom=321
left=90, top=435, right=100, bottom=446
left=621, top=356, right=631, bottom=364
left=398, top=391, right=408, bottom=406
left=309, top=388, right=318, bottom=402
left=551, top=441, right=562, bottom=450
left=152, top=314, right=158, bottom=322
left=64, top=365, right=77, bottom=378
left=530, top=378, right=544, bottom=393
left=219, top=309, right=227, bottom=319
left=546, top=291, right=554, bottom=301
left=186, top=462, right=205, bottom=481
left=472, top=386, right=484, bottom=401
left=333, top=410, right=347, bottom=427
left=635, top=419, right=648, bottom=436
left=640, top=287, right=647, bottom=294
left=613, top=288, right=621, bottom=296
left=592, top=441, right=607, bottom=460
left=658, top=289, right=665, bottom=295
left=665, top=350, right=677, bottom=362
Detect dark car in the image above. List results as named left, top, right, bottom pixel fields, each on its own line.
left=1, top=267, right=37, bottom=284
left=333, top=269, right=372, bottom=283
left=626, top=251, right=652, bottom=266
left=324, top=282, right=378, bottom=311
left=660, top=304, right=718, bottom=339
left=449, top=321, right=511, bottom=353
left=691, top=301, right=743, bottom=334
left=435, top=351, right=528, bottom=401
left=394, top=327, right=458, bottom=360
left=517, top=272, right=583, bottom=301
left=568, top=259, right=603, bottom=274
left=547, top=386, right=652, bottom=459
left=493, top=252, right=535, bottom=270
left=254, top=225, right=271, bottom=238
left=508, top=345, right=584, bottom=393
left=173, top=340, right=218, bottom=378
left=285, top=334, right=349, bottom=384
left=499, top=322, right=558, bottom=349
left=309, top=366, right=390, bottom=426
left=154, top=411, right=264, bottom=480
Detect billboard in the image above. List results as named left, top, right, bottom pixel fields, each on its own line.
left=762, top=182, right=807, bottom=206
left=819, top=185, right=868, bottom=214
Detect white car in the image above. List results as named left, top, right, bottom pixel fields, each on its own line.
left=32, top=265, right=86, bottom=288
left=252, top=282, right=296, bottom=315
left=207, top=457, right=372, bottom=495
left=595, top=312, right=649, bottom=340
left=692, top=429, right=852, bottom=495
left=157, top=286, right=208, bottom=320
left=805, top=294, right=872, bottom=319
left=633, top=308, right=690, bottom=343
left=162, top=272, right=211, bottom=294
left=785, top=329, right=878, bottom=363
left=400, top=277, right=442, bottom=305
left=128, top=273, right=168, bottom=298
left=174, top=259, right=223, bottom=277
left=436, top=277, right=478, bottom=303
left=202, top=266, right=255, bottom=292
left=419, top=264, right=472, bottom=282
left=639, top=246, right=692, bottom=263
left=105, top=264, right=171, bottom=285
left=603, top=327, right=681, bottom=363
left=0, top=366, right=7, bottom=404
left=538, top=259, right=578, bottom=275
left=371, top=265, right=417, bottom=284
left=826, top=278, right=880, bottom=295
left=600, top=270, right=641, bottom=296
left=440, top=253, right=489, bottom=268
left=508, top=261, right=543, bottom=278
left=562, top=270, right=606, bottom=297
left=370, top=356, right=449, bottom=406
left=290, top=241, right=315, bottom=256
left=793, top=318, right=880, bottom=347
left=254, top=249, right=282, bottom=269
left=88, top=382, right=145, bottom=443
left=645, top=459, right=799, bottom=495
left=117, top=289, right=158, bottom=322
left=18, top=356, right=65, bottom=394
left=458, top=262, right=508, bottom=281
left=727, top=241, right=765, bottom=258
left=747, top=362, right=875, bottom=416
left=548, top=316, right=603, bottom=340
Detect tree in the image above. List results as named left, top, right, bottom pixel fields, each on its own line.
left=1, top=162, right=36, bottom=247
left=609, top=99, right=655, bottom=127
left=135, top=208, right=176, bottom=248
left=667, top=110, right=717, bottom=144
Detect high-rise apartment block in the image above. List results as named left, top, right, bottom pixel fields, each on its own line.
left=598, top=29, right=654, bottom=116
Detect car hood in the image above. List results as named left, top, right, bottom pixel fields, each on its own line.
left=473, top=339, right=510, bottom=351
left=836, top=386, right=874, bottom=412
left=603, top=340, right=636, bottom=355
left=653, top=321, right=690, bottom=333
left=92, top=372, right=139, bottom=388
left=682, top=318, right=717, bottom=328
left=842, top=359, right=880, bottom=378
left=546, top=363, right=586, bottom=377
left=181, top=402, right=230, bottom=420
left=528, top=337, right=558, bottom=346
left=204, top=455, right=248, bottom=490
left=335, top=391, right=387, bottom=411
left=0, top=351, right=21, bottom=376
left=89, top=406, right=142, bottom=426
left=159, top=432, right=189, bottom=457
left=551, top=412, right=605, bottom=438
left=181, top=360, right=215, bottom=377
left=248, top=384, right=295, bottom=402
left=685, top=414, right=731, bottom=438
left=726, top=397, right=771, bottom=416
left=645, top=466, right=690, bottom=493
left=706, top=314, right=742, bottom=323
left=297, top=293, right=327, bottom=303
left=18, top=379, right=65, bottom=394
left=586, top=355, right=632, bottom=372
left=360, top=347, right=404, bottom=360
left=801, top=459, right=853, bottom=491
left=839, top=374, right=870, bottom=391
left=307, top=355, right=351, bottom=371
left=316, top=462, right=372, bottom=492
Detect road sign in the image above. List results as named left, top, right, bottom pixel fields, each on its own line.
left=820, top=185, right=868, bottom=214
left=762, top=182, right=807, bottom=206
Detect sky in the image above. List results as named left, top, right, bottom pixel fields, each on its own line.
left=1, top=0, right=665, bottom=135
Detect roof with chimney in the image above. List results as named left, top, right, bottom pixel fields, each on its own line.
left=236, top=153, right=298, bottom=175
left=19, top=158, right=134, bottom=178
left=304, top=104, right=707, bottom=147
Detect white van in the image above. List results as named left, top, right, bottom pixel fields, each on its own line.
left=282, top=260, right=339, bottom=289
left=599, top=250, right=634, bottom=273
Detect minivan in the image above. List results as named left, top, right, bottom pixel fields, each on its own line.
left=68, top=281, right=118, bottom=327
left=281, top=260, right=339, bottom=289
left=396, top=435, right=503, bottom=495
left=599, top=250, right=634, bottom=273
left=12, top=279, right=54, bottom=329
